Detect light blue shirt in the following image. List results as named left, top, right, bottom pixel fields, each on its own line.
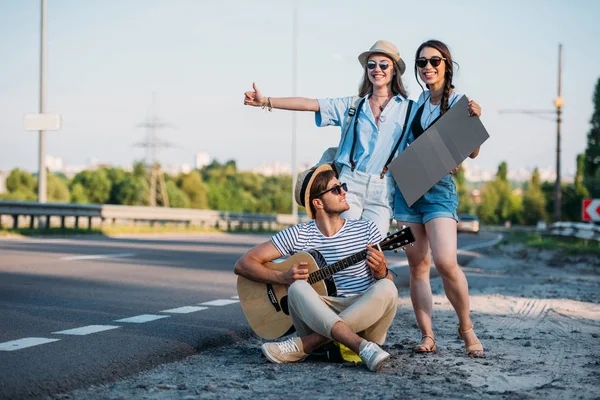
left=416, top=90, right=464, bottom=132
left=316, top=94, right=413, bottom=177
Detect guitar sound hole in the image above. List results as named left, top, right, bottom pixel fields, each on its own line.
left=280, top=295, right=290, bottom=315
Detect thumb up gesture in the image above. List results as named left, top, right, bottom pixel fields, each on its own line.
left=244, top=82, right=266, bottom=107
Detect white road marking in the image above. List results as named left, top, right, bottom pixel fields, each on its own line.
left=199, top=299, right=239, bottom=306
left=231, top=295, right=239, bottom=299
left=0, top=337, right=60, bottom=351
left=459, top=234, right=504, bottom=251
left=53, top=325, right=120, bottom=335
left=115, top=314, right=170, bottom=323
left=60, top=253, right=136, bottom=261
left=160, top=306, right=208, bottom=314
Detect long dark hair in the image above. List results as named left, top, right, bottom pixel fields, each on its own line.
left=414, top=40, right=458, bottom=115
left=358, top=55, right=408, bottom=98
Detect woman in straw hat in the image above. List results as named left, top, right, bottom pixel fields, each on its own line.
left=244, top=40, right=415, bottom=236
left=394, top=39, right=484, bottom=357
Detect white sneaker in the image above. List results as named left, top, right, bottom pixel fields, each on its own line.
left=358, top=341, right=390, bottom=372
left=261, top=337, right=308, bottom=364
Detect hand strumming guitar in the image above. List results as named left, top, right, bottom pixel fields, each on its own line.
left=280, top=261, right=309, bottom=285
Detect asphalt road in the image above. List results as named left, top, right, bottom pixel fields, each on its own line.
left=0, top=230, right=500, bottom=399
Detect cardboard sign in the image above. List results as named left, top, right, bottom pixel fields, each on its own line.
left=388, top=96, right=489, bottom=207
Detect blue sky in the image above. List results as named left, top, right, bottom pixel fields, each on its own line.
left=1, top=0, right=599, bottom=178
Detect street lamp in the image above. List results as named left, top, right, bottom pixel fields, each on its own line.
left=499, top=44, right=564, bottom=221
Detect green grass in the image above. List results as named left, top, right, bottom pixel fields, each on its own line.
left=499, top=231, right=600, bottom=255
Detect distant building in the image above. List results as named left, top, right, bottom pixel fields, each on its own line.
left=195, top=152, right=210, bottom=169
left=253, top=161, right=292, bottom=176
left=0, top=171, right=8, bottom=194
left=46, top=155, right=63, bottom=172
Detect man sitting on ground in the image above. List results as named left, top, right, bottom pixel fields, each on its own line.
left=234, top=164, right=398, bottom=372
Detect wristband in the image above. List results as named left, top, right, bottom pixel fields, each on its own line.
left=375, top=267, right=389, bottom=280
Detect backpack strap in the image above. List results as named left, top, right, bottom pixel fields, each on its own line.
left=334, top=96, right=365, bottom=167
left=380, top=100, right=414, bottom=179
left=348, top=96, right=368, bottom=171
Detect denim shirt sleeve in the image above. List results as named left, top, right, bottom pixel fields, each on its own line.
left=315, top=96, right=354, bottom=128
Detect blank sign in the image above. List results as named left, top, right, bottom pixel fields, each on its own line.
left=24, top=114, right=61, bottom=131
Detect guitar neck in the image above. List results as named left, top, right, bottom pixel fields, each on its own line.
left=307, top=249, right=367, bottom=284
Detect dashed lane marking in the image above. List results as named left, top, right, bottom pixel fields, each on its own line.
left=53, top=325, right=120, bottom=335
left=199, top=299, right=240, bottom=306
left=60, top=253, right=136, bottom=261
left=115, top=314, right=170, bottom=323
left=0, top=337, right=60, bottom=351
left=160, top=306, right=208, bottom=314
left=231, top=295, right=239, bottom=299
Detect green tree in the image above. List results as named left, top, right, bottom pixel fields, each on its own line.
left=584, top=78, right=600, bottom=196
left=177, top=171, right=208, bottom=209
left=70, top=183, right=89, bottom=203
left=47, top=173, right=70, bottom=203
left=113, top=173, right=148, bottom=205
left=6, top=169, right=37, bottom=195
left=166, top=181, right=190, bottom=208
left=104, top=167, right=127, bottom=204
left=70, top=169, right=111, bottom=204
left=562, top=153, right=590, bottom=221
left=453, top=164, right=472, bottom=213
left=584, top=78, right=600, bottom=177
left=477, top=162, right=522, bottom=224
left=521, top=168, right=546, bottom=225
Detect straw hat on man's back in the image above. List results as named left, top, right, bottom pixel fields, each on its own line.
left=294, top=164, right=333, bottom=219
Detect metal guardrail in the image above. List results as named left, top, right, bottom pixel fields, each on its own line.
left=545, top=221, right=600, bottom=241
left=0, top=200, right=307, bottom=231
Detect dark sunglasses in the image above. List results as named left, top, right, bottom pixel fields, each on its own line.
left=366, top=60, right=391, bottom=71
left=316, top=182, right=347, bottom=198
left=416, top=56, right=446, bottom=68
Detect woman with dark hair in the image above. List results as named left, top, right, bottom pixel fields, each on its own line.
left=394, top=40, right=484, bottom=357
left=243, top=40, right=414, bottom=237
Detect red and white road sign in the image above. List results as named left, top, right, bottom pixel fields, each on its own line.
left=582, top=199, right=600, bottom=221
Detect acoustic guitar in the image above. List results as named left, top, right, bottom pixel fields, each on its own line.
left=237, top=227, right=415, bottom=339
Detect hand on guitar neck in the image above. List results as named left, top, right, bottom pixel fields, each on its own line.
left=366, top=244, right=390, bottom=280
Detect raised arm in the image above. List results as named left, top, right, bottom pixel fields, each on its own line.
left=234, top=241, right=309, bottom=285
left=244, top=82, right=320, bottom=112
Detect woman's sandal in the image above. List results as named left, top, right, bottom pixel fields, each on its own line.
left=458, top=327, right=484, bottom=358
left=413, top=334, right=436, bottom=353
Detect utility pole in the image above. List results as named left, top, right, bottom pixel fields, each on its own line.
left=133, top=94, right=176, bottom=207
left=499, top=44, right=564, bottom=221
left=291, top=6, right=298, bottom=221
left=38, top=0, right=47, bottom=204
left=554, top=44, right=564, bottom=222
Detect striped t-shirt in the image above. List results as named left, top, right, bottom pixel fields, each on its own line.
left=271, top=219, right=382, bottom=297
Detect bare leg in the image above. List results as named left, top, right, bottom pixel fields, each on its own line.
left=299, top=332, right=331, bottom=354
left=425, top=217, right=483, bottom=355
left=399, top=221, right=435, bottom=349
left=330, top=321, right=365, bottom=354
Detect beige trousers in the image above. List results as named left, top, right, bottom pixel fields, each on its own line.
left=287, top=278, right=398, bottom=345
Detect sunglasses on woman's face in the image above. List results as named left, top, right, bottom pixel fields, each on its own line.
left=316, top=182, right=347, bottom=198
left=416, top=56, right=446, bottom=68
left=366, top=61, right=391, bottom=71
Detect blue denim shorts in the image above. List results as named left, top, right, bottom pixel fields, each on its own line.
left=393, top=175, right=458, bottom=224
